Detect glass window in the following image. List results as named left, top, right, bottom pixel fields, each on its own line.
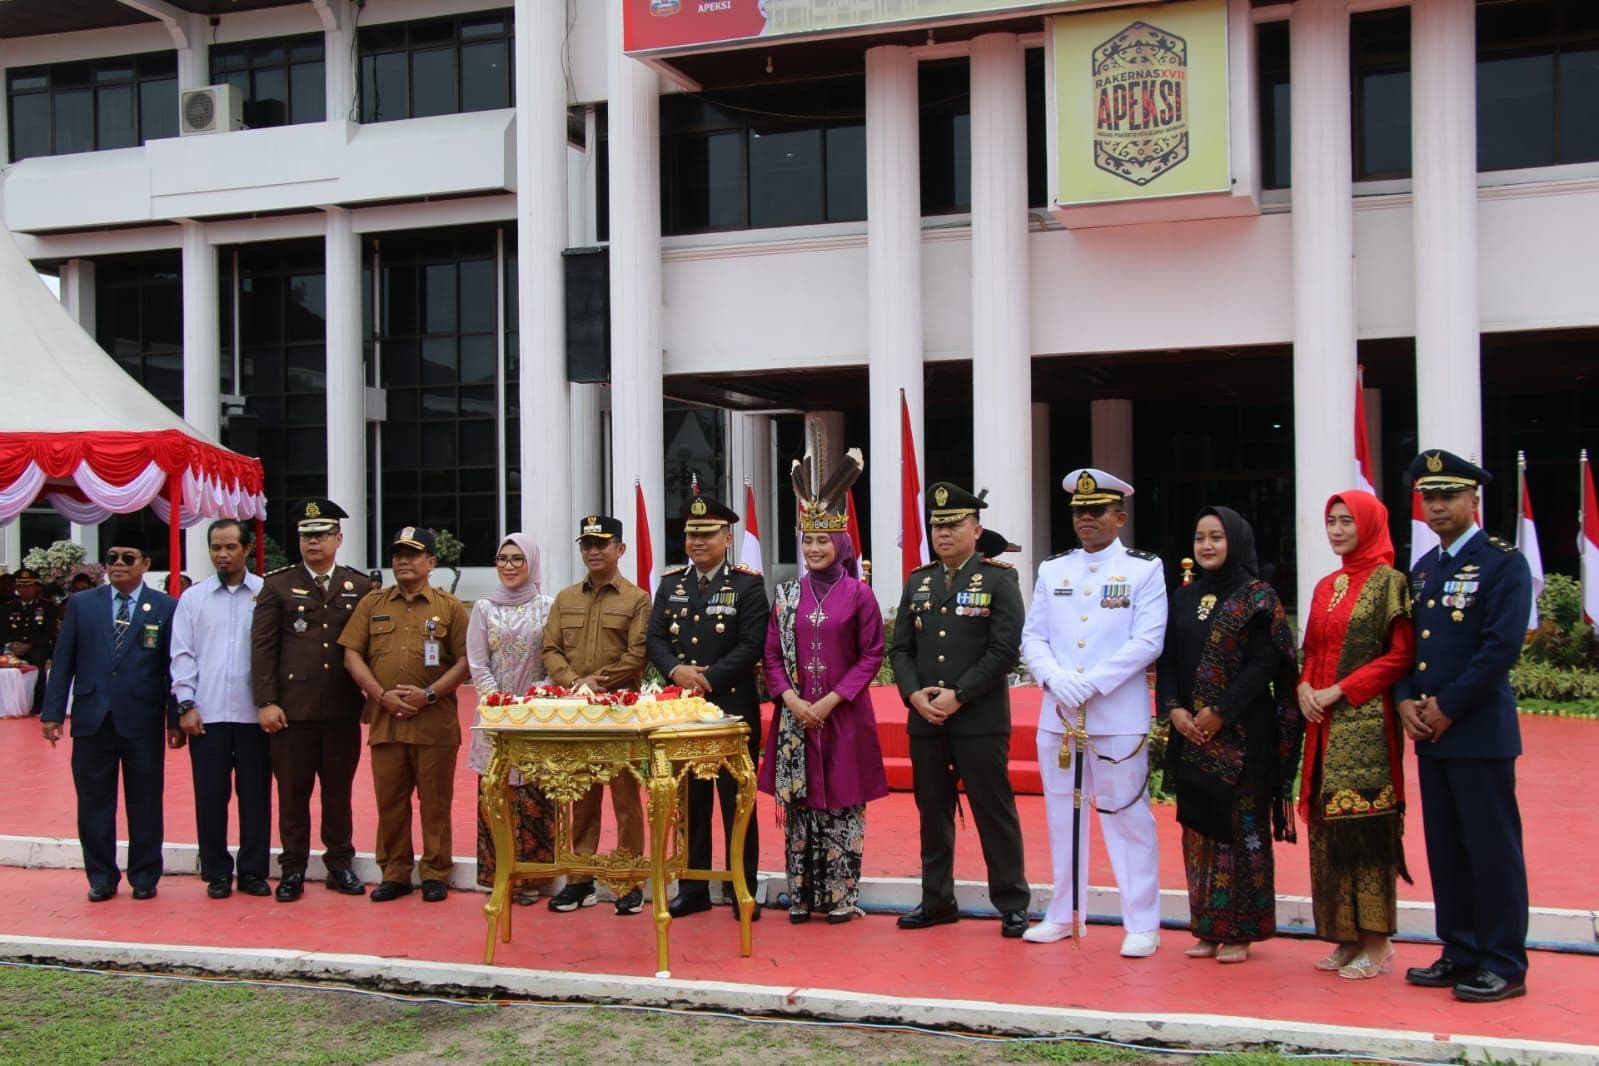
left=1257, top=21, right=1291, bottom=190
left=210, top=33, right=326, bottom=127
left=920, top=58, right=971, bottom=215
left=358, top=10, right=512, bottom=125
left=1477, top=0, right=1599, bottom=171
left=6, top=51, right=178, bottom=160
left=1351, top=10, right=1411, bottom=180
left=1025, top=47, right=1046, bottom=209
left=660, top=74, right=866, bottom=235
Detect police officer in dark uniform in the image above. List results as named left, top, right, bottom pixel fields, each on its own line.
left=1395, top=450, right=1532, bottom=1003
left=892, top=483, right=1030, bottom=936
left=2, top=567, right=58, bottom=714
left=250, top=498, right=374, bottom=902
left=647, top=493, right=770, bottom=920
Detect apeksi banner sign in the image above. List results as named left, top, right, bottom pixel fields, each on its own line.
left=1052, top=0, right=1230, bottom=206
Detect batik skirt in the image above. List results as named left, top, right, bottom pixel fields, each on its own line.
left=784, top=804, right=866, bottom=915
left=477, top=780, right=556, bottom=894
left=1183, top=791, right=1277, bottom=944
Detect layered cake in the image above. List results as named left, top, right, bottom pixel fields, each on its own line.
left=477, top=684, right=723, bottom=730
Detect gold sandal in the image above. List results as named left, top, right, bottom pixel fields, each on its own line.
left=1315, top=944, right=1359, bottom=971
left=1215, top=942, right=1250, bottom=964
left=1338, top=952, right=1393, bottom=980
left=1184, top=940, right=1218, bottom=958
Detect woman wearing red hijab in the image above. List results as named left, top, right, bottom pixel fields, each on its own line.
left=1297, top=490, right=1416, bottom=980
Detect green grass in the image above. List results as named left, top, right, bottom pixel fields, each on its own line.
left=1517, top=697, right=1599, bottom=719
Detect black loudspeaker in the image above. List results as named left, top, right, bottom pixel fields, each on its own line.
left=563, top=246, right=610, bottom=384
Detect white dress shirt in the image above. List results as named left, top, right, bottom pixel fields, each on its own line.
left=170, top=571, right=264, bottom=726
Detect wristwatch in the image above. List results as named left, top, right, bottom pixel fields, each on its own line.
left=424, top=687, right=438, bottom=705
left=179, top=700, right=196, bottom=714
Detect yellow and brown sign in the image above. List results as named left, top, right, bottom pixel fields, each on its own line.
left=1053, top=0, right=1230, bottom=206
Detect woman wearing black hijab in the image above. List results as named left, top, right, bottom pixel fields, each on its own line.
left=1157, top=507, right=1303, bottom=964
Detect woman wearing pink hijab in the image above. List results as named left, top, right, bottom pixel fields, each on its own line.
left=467, top=532, right=554, bottom=903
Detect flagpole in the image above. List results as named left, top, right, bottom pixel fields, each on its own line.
left=1517, top=450, right=1526, bottom=539
left=1582, top=450, right=1590, bottom=621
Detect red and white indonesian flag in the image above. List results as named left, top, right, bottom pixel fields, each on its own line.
left=634, top=479, right=655, bottom=594
left=740, top=480, right=763, bottom=575
left=846, top=487, right=865, bottom=579
left=1582, top=452, right=1599, bottom=625
left=1354, top=366, right=1377, bottom=495
left=1518, top=461, right=1544, bottom=632
left=1409, top=491, right=1439, bottom=569
left=899, top=389, right=930, bottom=581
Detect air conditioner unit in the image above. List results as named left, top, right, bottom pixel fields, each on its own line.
left=179, top=85, right=244, bottom=136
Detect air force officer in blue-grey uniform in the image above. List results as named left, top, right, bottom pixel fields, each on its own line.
left=1395, top=450, right=1532, bottom=1004
left=41, top=531, right=182, bottom=902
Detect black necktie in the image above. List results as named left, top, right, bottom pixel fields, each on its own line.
left=945, top=567, right=958, bottom=590
left=698, top=574, right=710, bottom=595
left=114, top=593, right=132, bottom=653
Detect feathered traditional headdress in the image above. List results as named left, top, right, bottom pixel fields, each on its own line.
left=790, top=421, right=863, bottom=533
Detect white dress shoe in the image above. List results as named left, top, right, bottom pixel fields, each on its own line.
left=1120, top=930, right=1160, bottom=957
left=1022, top=920, right=1076, bottom=944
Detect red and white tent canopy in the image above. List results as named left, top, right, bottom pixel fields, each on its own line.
left=0, top=222, right=265, bottom=568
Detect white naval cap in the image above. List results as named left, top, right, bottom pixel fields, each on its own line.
left=1062, top=468, right=1134, bottom=506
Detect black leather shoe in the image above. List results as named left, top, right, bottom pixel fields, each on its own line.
left=789, top=910, right=812, bottom=924
left=370, top=880, right=413, bottom=902
left=131, top=885, right=157, bottom=901
left=86, top=884, right=117, bottom=903
left=275, top=873, right=305, bottom=903
left=1001, top=910, right=1029, bottom=938
left=1405, top=956, right=1469, bottom=988
left=1453, top=970, right=1527, bottom=1003
left=668, top=893, right=712, bottom=918
left=325, top=869, right=366, bottom=896
left=237, top=875, right=272, bottom=897
left=206, top=879, right=233, bottom=899
left=420, top=880, right=448, bottom=903
left=897, top=902, right=959, bottom=930
left=728, top=899, right=761, bottom=922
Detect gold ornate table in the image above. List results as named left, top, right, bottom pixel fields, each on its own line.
left=477, top=719, right=757, bottom=976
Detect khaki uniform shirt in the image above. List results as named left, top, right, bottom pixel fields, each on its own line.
left=339, top=583, right=469, bottom=747
left=541, top=573, right=651, bottom=690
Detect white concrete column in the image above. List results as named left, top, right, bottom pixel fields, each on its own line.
left=1090, top=397, right=1135, bottom=546
left=1030, top=401, right=1051, bottom=561
left=569, top=384, right=606, bottom=512
left=326, top=7, right=355, bottom=123
left=514, top=0, right=573, bottom=590
left=606, top=6, right=665, bottom=572
left=181, top=221, right=220, bottom=578
left=323, top=207, right=367, bottom=569
left=0, top=524, right=17, bottom=572
left=970, top=33, right=1034, bottom=601
left=1411, top=0, right=1480, bottom=458
left=59, top=260, right=100, bottom=565
left=1290, top=0, right=1356, bottom=621
left=177, top=16, right=209, bottom=91
left=866, top=45, right=924, bottom=614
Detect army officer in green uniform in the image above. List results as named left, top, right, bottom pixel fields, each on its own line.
left=891, top=483, right=1030, bottom=937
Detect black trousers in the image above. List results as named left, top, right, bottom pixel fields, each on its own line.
left=71, top=717, right=165, bottom=891
left=189, top=721, right=273, bottom=882
left=909, top=731, right=1030, bottom=914
left=677, top=710, right=761, bottom=903
left=270, top=718, right=362, bottom=876
left=1418, top=755, right=1529, bottom=981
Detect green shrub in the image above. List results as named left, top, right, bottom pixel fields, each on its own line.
left=1511, top=659, right=1599, bottom=701
left=1539, top=572, right=1583, bottom=631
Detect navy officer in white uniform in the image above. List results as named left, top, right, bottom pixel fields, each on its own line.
left=1020, top=469, right=1167, bottom=957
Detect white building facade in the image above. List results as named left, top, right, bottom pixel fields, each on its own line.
left=1, top=0, right=1594, bottom=615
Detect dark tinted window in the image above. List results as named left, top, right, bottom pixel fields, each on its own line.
left=920, top=58, right=971, bottom=215
left=358, top=10, right=512, bottom=124
left=6, top=52, right=177, bottom=161
left=210, top=34, right=325, bottom=128
left=1351, top=9, right=1411, bottom=180
left=1258, top=21, right=1291, bottom=190
left=1478, top=0, right=1599, bottom=170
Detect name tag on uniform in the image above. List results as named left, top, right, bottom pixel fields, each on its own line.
left=140, top=623, right=161, bottom=649
left=424, top=639, right=441, bottom=667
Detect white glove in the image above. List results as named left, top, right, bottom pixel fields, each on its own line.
left=1051, top=672, right=1094, bottom=709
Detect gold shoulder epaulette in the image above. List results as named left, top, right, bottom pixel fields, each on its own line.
left=662, top=564, right=689, bottom=577
left=1126, top=548, right=1159, bottom=562
left=1488, top=535, right=1518, bottom=553
left=265, top=564, right=295, bottom=577
left=981, top=558, right=1014, bottom=569
left=911, top=560, right=940, bottom=574
left=1044, top=549, right=1076, bottom=561
left=730, top=562, right=763, bottom=577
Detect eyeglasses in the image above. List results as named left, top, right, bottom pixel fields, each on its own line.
left=105, top=551, right=140, bottom=565
left=495, top=554, right=527, bottom=566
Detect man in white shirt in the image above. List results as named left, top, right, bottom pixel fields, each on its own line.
left=1020, top=469, right=1167, bottom=957
left=171, top=518, right=270, bottom=899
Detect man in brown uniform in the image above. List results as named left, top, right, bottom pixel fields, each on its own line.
left=251, top=499, right=373, bottom=902
left=541, top=514, right=652, bottom=916
left=340, top=526, right=470, bottom=903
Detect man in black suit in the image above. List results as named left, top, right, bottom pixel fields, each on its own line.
left=41, top=531, right=182, bottom=901
left=891, top=482, right=1030, bottom=937
left=647, top=493, right=770, bottom=920
left=1396, top=450, right=1534, bottom=1003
